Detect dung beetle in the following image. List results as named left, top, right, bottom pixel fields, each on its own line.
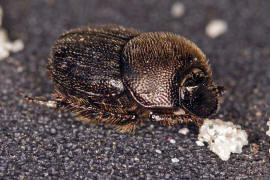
left=22, top=24, right=224, bottom=131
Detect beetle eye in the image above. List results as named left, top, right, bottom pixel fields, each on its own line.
left=181, top=68, right=208, bottom=87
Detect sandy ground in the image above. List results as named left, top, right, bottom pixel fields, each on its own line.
left=1, top=0, right=270, bottom=179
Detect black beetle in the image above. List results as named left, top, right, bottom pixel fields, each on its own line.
left=22, top=24, right=224, bottom=131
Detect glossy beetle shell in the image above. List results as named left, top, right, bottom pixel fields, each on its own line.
left=44, top=24, right=224, bottom=131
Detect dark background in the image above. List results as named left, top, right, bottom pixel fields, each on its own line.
left=1, top=0, right=270, bottom=179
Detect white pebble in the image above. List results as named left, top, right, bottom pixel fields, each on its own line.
left=266, top=119, right=270, bottom=137
left=178, top=128, right=189, bottom=135
left=198, top=119, right=248, bottom=161
left=0, top=45, right=9, bottom=60
left=169, top=139, right=176, bottom=144
left=0, top=28, right=8, bottom=44
left=178, top=146, right=184, bottom=151
left=8, top=39, right=24, bottom=53
left=155, top=149, right=162, bottom=154
left=148, top=124, right=155, bottom=130
left=171, top=158, right=179, bottom=163
left=205, top=19, right=228, bottom=38
left=17, top=66, right=24, bottom=73
left=171, top=2, right=185, bottom=18
left=0, top=6, right=24, bottom=61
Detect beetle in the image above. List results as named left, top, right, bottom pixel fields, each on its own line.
left=22, top=24, right=224, bottom=131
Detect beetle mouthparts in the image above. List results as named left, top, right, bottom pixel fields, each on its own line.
left=179, top=85, right=219, bottom=118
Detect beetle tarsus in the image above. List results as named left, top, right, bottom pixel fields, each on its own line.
left=150, top=113, right=189, bottom=125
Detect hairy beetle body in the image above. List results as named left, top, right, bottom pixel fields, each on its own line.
left=24, top=24, right=224, bottom=131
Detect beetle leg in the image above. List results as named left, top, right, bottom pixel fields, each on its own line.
left=96, top=111, right=138, bottom=132
left=114, top=114, right=138, bottom=132
left=18, top=90, right=59, bottom=108
left=75, top=109, right=138, bottom=132
left=51, top=90, right=139, bottom=131
left=149, top=113, right=190, bottom=125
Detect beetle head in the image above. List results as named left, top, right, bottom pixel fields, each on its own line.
left=179, top=68, right=224, bottom=118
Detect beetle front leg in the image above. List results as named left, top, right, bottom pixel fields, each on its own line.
left=18, top=90, right=59, bottom=108
left=149, top=113, right=187, bottom=125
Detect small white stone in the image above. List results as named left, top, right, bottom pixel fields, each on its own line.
left=155, top=149, right=162, bottom=154
left=8, top=39, right=24, bottom=53
left=0, top=46, right=9, bottom=60
left=169, top=139, right=176, bottom=144
left=17, top=66, right=24, bottom=73
left=0, top=28, right=9, bottom=44
left=0, top=6, right=24, bottom=61
left=171, top=158, right=179, bottom=163
left=198, top=119, right=248, bottom=161
left=148, top=124, right=155, bottom=130
left=178, top=128, right=189, bottom=135
left=171, top=2, right=185, bottom=18
left=266, top=119, right=270, bottom=137
left=196, top=140, right=205, bottom=146
left=205, top=19, right=228, bottom=38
